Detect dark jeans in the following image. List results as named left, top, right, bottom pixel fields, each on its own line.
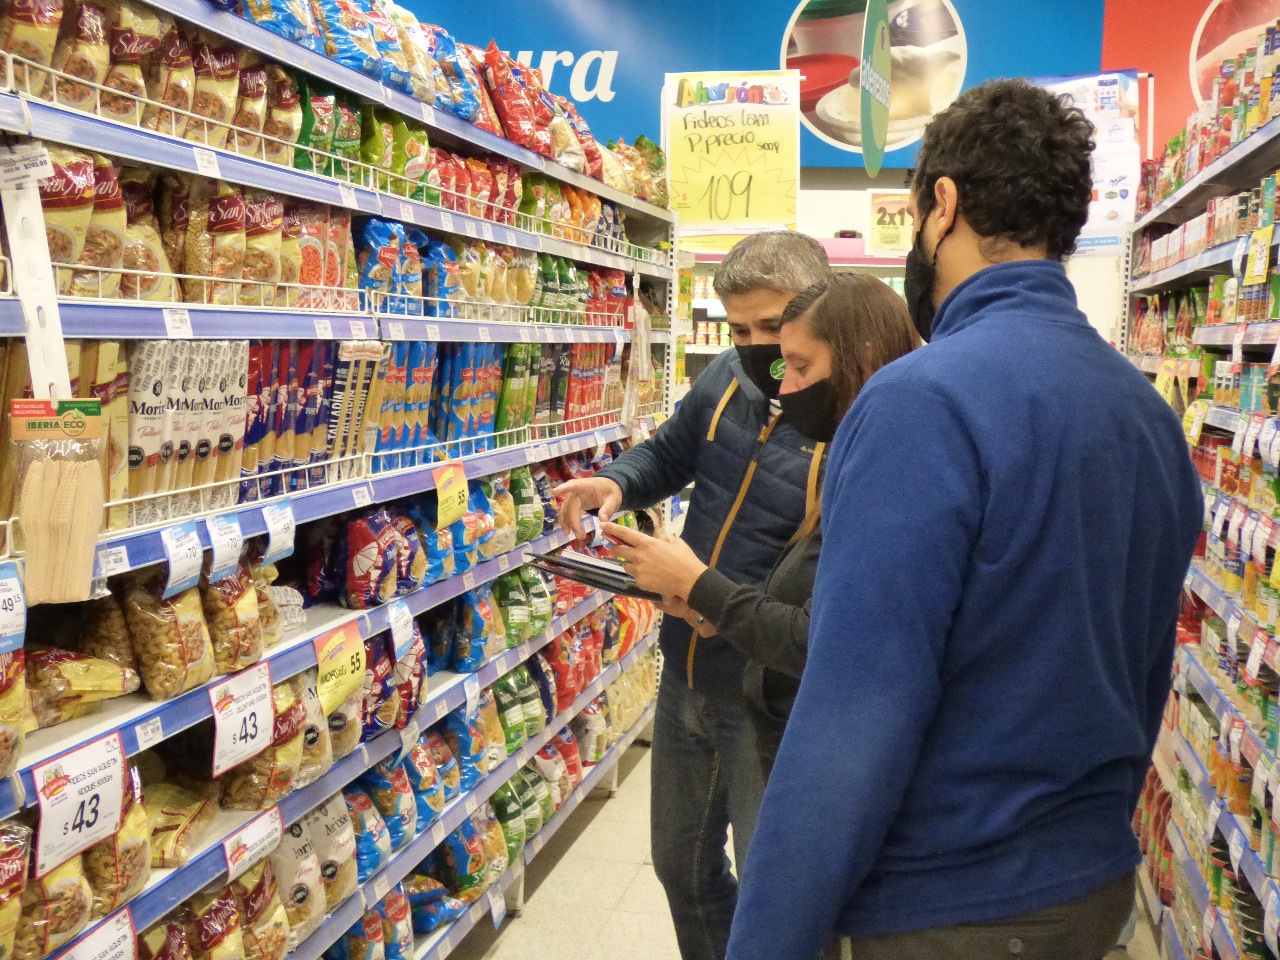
left=843, top=872, right=1137, bottom=960
left=650, top=664, right=766, bottom=960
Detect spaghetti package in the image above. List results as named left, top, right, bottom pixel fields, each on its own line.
left=147, top=782, right=218, bottom=867
left=301, top=795, right=358, bottom=910
left=269, top=821, right=325, bottom=949
left=186, top=31, right=240, bottom=148
left=82, top=771, right=149, bottom=916
left=343, top=786, right=392, bottom=881
left=229, top=861, right=290, bottom=960
left=220, top=678, right=305, bottom=810
left=201, top=559, right=264, bottom=672
left=186, top=887, right=244, bottom=960
left=51, top=0, right=109, bottom=113
left=360, top=759, right=417, bottom=850
left=14, top=856, right=91, bottom=960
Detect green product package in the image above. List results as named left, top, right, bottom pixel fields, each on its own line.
left=492, top=674, right=528, bottom=755
left=521, top=766, right=555, bottom=828
left=327, top=95, right=364, bottom=182
left=518, top=563, right=552, bottom=631
left=511, top=664, right=545, bottom=738
left=556, top=259, right=578, bottom=323
left=492, top=572, right=531, bottom=647
left=488, top=781, right=526, bottom=864
left=512, top=768, right=544, bottom=838
left=385, top=110, right=431, bottom=199
left=536, top=254, right=559, bottom=321
left=518, top=174, right=548, bottom=233
left=362, top=106, right=396, bottom=192
left=295, top=75, right=337, bottom=173
left=521, top=345, right=542, bottom=431
left=495, top=342, right=531, bottom=435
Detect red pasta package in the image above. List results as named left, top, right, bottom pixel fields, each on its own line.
left=429, top=149, right=460, bottom=212
left=551, top=728, right=583, bottom=789
left=345, top=509, right=399, bottom=609
left=458, top=43, right=503, bottom=137
left=464, top=158, right=492, bottom=221
left=481, top=41, right=537, bottom=151
left=362, top=634, right=400, bottom=737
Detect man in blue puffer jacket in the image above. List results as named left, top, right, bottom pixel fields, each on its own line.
left=554, top=230, right=830, bottom=960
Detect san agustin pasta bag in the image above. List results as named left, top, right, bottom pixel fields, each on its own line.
left=147, top=782, right=219, bottom=867
left=230, top=860, right=290, bottom=960
left=137, top=920, right=192, bottom=960
left=83, top=767, right=149, bottom=917
left=141, top=17, right=194, bottom=137
left=186, top=30, right=239, bottom=149
left=50, top=0, right=109, bottom=113
left=120, top=167, right=180, bottom=302
left=221, top=677, right=306, bottom=810
left=0, top=0, right=64, bottom=98
left=183, top=886, right=244, bottom=960
left=0, top=822, right=32, bottom=960
left=100, top=0, right=162, bottom=126
left=14, top=854, right=92, bottom=960
left=39, top=147, right=96, bottom=294
left=183, top=179, right=246, bottom=305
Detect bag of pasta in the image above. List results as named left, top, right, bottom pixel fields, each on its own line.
left=14, top=855, right=91, bottom=960
left=269, top=821, right=324, bottom=949
left=397, top=735, right=444, bottom=825
left=294, top=667, right=333, bottom=789
left=343, top=787, right=391, bottom=881
left=301, top=795, right=358, bottom=911
left=230, top=860, right=290, bottom=960
left=375, top=886, right=412, bottom=960
left=0, top=822, right=31, bottom=960
left=1, top=0, right=63, bottom=98
left=322, top=912, right=383, bottom=960
left=185, top=887, right=243, bottom=960
left=185, top=31, right=238, bottom=148
left=137, top=919, right=192, bottom=960
left=360, top=759, right=416, bottom=851
left=200, top=559, right=263, bottom=673
left=472, top=804, right=508, bottom=887
left=141, top=17, right=194, bottom=138
left=25, top=648, right=140, bottom=705
left=183, top=178, right=245, bottom=305
left=83, top=768, right=150, bottom=917
left=40, top=147, right=95, bottom=295
left=119, top=166, right=179, bottom=302
left=327, top=683, right=363, bottom=760
left=249, top=556, right=284, bottom=649
left=100, top=0, right=161, bottom=126
left=123, top=577, right=215, bottom=700
left=147, top=782, right=218, bottom=867
left=221, top=678, right=305, bottom=810
left=68, top=154, right=126, bottom=299
left=77, top=590, right=135, bottom=671
left=0, top=648, right=28, bottom=780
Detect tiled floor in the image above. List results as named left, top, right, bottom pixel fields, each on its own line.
left=452, top=743, right=1166, bottom=960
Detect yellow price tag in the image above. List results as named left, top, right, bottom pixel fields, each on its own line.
left=313, top=622, right=364, bottom=715
left=433, top=460, right=468, bottom=531
left=1184, top=400, right=1209, bottom=445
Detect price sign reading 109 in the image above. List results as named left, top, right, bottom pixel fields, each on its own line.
left=698, top=171, right=754, bottom=222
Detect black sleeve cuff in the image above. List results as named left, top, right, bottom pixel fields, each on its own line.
left=687, top=568, right=738, bottom=627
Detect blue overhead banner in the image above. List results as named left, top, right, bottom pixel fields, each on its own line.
left=410, top=0, right=1107, bottom=169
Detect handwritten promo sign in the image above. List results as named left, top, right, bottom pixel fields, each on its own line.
left=663, top=70, right=800, bottom=254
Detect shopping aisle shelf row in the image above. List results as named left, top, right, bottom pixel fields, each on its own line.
left=0, top=519, right=605, bottom=821
left=0, top=89, right=673, bottom=281
left=1130, top=236, right=1253, bottom=294
left=275, top=630, right=659, bottom=960
left=1195, top=323, right=1280, bottom=347
left=683, top=343, right=730, bottom=356
left=414, top=697, right=656, bottom=960
left=89, top=422, right=625, bottom=577
left=46, top=601, right=655, bottom=960
left=1168, top=820, right=1241, bottom=960
left=1138, top=114, right=1280, bottom=230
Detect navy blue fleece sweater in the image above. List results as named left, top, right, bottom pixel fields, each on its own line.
left=726, top=261, right=1204, bottom=959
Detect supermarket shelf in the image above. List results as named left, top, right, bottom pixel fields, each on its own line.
left=4, top=524, right=592, bottom=821
left=44, top=587, right=626, bottom=960
left=0, top=92, right=672, bottom=280
left=1129, top=355, right=1164, bottom=374
left=89, top=423, right=624, bottom=577
left=1195, top=322, right=1280, bottom=347
left=1138, top=864, right=1163, bottom=926
left=380, top=318, right=630, bottom=345
left=1168, top=820, right=1240, bottom=960
left=1138, top=114, right=1280, bottom=229
left=415, top=697, right=656, bottom=960
left=684, top=343, right=730, bottom=355
left=1161, top=910, right=1189, bottom=960
left=1130, top=237, right=1249, bottom=294
left=1205, top=405, right=1246, bottom=433
left=18, top=0, right=674, bottom=228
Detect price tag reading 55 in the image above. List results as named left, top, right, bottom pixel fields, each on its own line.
left=33, top=734, right=127, bottom=876
left=210, top=662, right=274, bottom=777
left=433, top=461, right=468, bottom=531
left=313, top=622, right=364, bottom=715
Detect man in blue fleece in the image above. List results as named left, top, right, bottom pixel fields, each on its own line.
left=726, top=79, right=1204, bottom=960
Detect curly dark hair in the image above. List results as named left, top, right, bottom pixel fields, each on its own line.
left=912, top=78, right=1095, bottom=261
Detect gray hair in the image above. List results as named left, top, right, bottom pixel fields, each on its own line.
left=713, top=230, right=831, bottom=298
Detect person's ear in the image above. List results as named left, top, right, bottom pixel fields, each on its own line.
left=932, top=176, right=959, bottom=237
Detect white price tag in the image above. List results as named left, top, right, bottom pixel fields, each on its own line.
left=478, top=326, right=491, bottom=342
left=315, top=318, right=334, bottom=339
left=464, top=675, right=481, bottom=717
left=350, top=319, right=369, bottom=339
left=387, top=321, right=405, bottom=340
left=134, top=716, right=164, bottom=752
left=205, top=514, right=244, bottom=583
left=1248, top=632, right=1268, bottom=679
left=162, top=307, right=193, bottom=339
left=338, top=182, right=357, bottom=209
left=0, top=561, right=25, bottom=648
left=32, top=734, right=127, bottom=876
left=352, top=484, right=373, bottom=508
left=1208, top=797, right=1223, bottom=842
left=441, top=212, right=456, bottom=233
left=464, top=220, right=478, bottom=238
left=95, top=545, right=129, bottom=578
left=372, top=873, right=391, bottom=903
left=1231, top=720, right=1244, bottom=764
left=223, top=806, right=283, bottom=882
left=192, top=146, right=222, bottom=178
left=262, top=500, right=296, bottom=564
left=63, top=907, right=136, bottom=960
left=209, top=661, right=274, bottom=777
left=464, top=794, right=479, bottom=816
left=1267, top=886, right=1280, bottom=955
left=594, top=431, right=608, bottom=461
left=1256, top=757, right=1273, bottom=808
left=399, top=201, right=414, bottom=222
left=489, top=888, right=507, bottom=928
left=504, top=230, right=517, bottom=245
left=432, top=697, right=449, bottom=721
left=389, top=600, right=415, bottom=660
left=398, top=719, right=421, bottom=759
left=481, top=223, right=494, bottom=241
left=1228, top=610, right=1243, bottom=645
left=161, top=520, right=204, bottom=598
left=420, top=103, right=435, bottom=125
left=1230, top=829, right=1246, bottom=871
left=0, top=143, right=53, bottom=187
left=426, top=324, right=441, bottom=341
left=430, top=822, right=447, bottom=848
left=519, top=328, right=531, bottom=342
left=463, top=571, right=476, bottom=591
left=498, top=555, right=510, bottom=572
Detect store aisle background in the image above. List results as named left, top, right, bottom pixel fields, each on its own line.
left=454, top=743, right=1164, bottom=960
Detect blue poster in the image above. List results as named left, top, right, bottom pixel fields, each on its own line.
left=404, top=0, right=1107, bottom=169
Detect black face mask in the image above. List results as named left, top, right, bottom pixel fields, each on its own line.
left=736, top=343, right=786, bottom=399
left=779, top=378, right=841, bottom=443
left=903, top=221, right=949, bottom=343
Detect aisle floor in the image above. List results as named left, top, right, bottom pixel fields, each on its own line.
left=452, top=743, right=1164, bottom=960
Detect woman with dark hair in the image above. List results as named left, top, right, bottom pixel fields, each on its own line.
left=603, top=272, right=918, bottom=772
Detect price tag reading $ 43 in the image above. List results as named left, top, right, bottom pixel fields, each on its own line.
left=32, top=734, right=127, bottom=876
left=209, top=662, right=274, bottom=777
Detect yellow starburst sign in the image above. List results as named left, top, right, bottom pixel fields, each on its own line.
left=662, top=70, right=801, bottom=254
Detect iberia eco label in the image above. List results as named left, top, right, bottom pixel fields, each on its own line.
left=313, top=621, right=365, bottom=715
left=33, top=733, right=127, bottom=876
